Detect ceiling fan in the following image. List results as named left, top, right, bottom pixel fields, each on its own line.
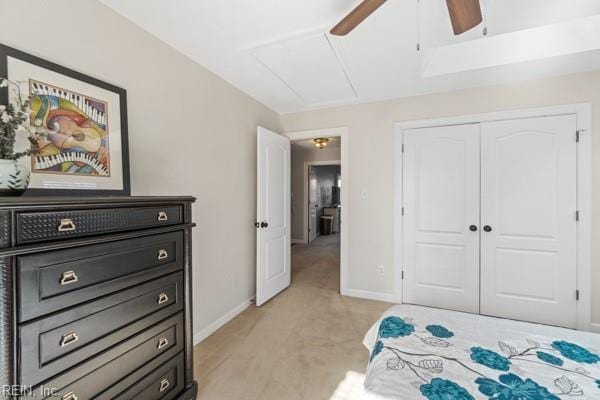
left=330, top=0, right=483, bottom=36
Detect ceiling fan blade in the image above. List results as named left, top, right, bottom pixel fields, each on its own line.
left=446, top=0, right=483, bottom=35
left=330, top=0, right=387, bottom=36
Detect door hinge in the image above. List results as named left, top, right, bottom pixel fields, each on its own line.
left=576, top=210, right=580, bottom=221
left=576, top=290, right=580, bottom=301
left=402, top=143, right=405, bottom=153
left=401, top=271, right=405, bottom=280
left=576, top=130, right=580, bottom=142
left=401, top=207, right=405, bottom=216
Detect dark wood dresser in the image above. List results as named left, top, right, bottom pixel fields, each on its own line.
left=0, top=197, right=197, bottom=400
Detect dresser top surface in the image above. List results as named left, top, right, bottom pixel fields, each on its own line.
left=0, top=196, right=196, bottom=208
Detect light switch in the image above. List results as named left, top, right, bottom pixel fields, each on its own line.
left=361, top=190, right=368, bottom=199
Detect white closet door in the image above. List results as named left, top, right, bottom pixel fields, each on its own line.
left=403, top=124, right=480, bottom=313
left=480, top=115, right=577, bottom=328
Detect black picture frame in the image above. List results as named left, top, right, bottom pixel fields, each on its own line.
left=0, top=43, right=131, bottom=196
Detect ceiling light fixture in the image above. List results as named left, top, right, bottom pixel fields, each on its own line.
left=314, top=138, right=330, bottom=149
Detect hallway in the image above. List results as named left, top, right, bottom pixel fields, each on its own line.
left=193, top=234, right=391, bottom=400
left=291, top=234, right=341, bottom=293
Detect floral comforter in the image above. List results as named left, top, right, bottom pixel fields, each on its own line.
left=363, top=305, right=600, bottom=399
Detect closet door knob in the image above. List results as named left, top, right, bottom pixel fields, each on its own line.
left=469, top=225, right=478, bottom=232
left=483, top=225, right=492, bottom=232
left=260, top=222, right=269, bottom=228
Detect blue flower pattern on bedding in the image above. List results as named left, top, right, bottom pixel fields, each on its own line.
left=426, top=324, right=454, bottom=339
left=475, top=373, right=560, bottom=400
left=378, top=316, right=415, bottom=338
left=371, top=340, right=383, bottom=361
left=535, top=351, right=564, bottom=366
left=367, top=312, right=600, bottom=399
left=551, top=340, right=600, bottom=364
left=470, top=347, right=511, bottom=371
left=420, top=378, right=475, bottom=400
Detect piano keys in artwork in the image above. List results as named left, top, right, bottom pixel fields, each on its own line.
left=30, top=80, right=107, bottom=126
left=34, top=153, right=109, bottom=176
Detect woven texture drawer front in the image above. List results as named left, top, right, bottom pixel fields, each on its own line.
left=0, top=212, right=10, bottom=248
left=16, top=205, right=182, bottom=244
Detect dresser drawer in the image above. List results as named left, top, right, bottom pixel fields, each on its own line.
left=23, top=313, right=184, bottom=400
left=16, top=205, right=182, bottom=244
left=114, top=353, right=185, bottom=400
left=18, top=231, right=184, bottom=322
left=20, top=272, right=184, bottom=386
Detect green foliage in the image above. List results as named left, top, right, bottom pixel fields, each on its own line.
left=0, top=78, right=39, bottom=160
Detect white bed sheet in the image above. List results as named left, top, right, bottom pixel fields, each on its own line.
left=363, top=305, right=600, bottom=399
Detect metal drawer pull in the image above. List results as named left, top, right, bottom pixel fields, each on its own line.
left=157, top=249, right=169, bottom=260
left=158, top=293, right=169, bottom=305
left=60, top=270, right=79, bottom=286
left=62, top=392, right=77, bottom=400
left=58, top=218, right=76, bottom=232
left=157, top=337, right=169, bottom=350
left=157, top=211, right=168, bottom=221
left=159, top=379, right=170, bottom=392
left=60, top=331, right=79, bottom=348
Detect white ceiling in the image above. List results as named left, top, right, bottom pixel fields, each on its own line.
left=101, top=0, right=600, bottom=114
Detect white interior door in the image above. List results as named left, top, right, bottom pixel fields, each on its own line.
left=403, top=124, right=481, bottom=313
left=256, top=127, right=291, bottom=307
left=308, top=166, right=318, bottom=242
left=480, top=115, right=577, bottom=328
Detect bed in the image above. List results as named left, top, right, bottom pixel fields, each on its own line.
left=363, top=305, right=600, bottom=399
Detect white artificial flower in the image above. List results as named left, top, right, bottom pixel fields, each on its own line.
left=0, top=105, right=5, bottom=113
left=1, top=112, right=11, bottom=123
left=0, top=79, right=8, bottom=88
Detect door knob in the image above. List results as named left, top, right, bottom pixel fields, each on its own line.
left=469, top=225, right=478, bottom=232
left=261, top=222, right=269, bottom=228
left=483, top=225, right=492, bottom=232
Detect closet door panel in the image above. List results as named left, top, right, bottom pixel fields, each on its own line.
left=480, top=115, right=577, bottom=328
left=403, top=124, right=480, bottom=313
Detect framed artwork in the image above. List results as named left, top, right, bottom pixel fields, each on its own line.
left=0, top=43, right=130, bottom=196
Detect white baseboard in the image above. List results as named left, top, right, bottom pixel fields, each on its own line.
left=589, top=322, right=600, bottom=334
left=193, top=297, right=254, bottom=345
left=345, top=289, right=401, bottom=304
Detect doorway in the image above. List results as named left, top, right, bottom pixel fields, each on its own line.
left=288, top=127, right=349, bottom=296
left=290, top=139, right=342, bottom=292
left=307, top=163, right=341, bottom=243
left=255, top=126, right=349, bottom=306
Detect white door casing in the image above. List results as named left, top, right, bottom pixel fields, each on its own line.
left=403, top=124, right=481, bottom=313
left=480, top=115, right=578, bottom=328
left=256, top=127, right=291, bottom=307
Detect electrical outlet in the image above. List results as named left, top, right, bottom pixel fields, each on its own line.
left=378, top=265, right=385, bottom=277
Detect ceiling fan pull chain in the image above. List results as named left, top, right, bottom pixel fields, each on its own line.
left=416, top=0, right=421, bottom=51
left=482, top=0, right=489, bottom=36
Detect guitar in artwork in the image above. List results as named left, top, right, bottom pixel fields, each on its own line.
left=29, top=80, right=110, bottom=176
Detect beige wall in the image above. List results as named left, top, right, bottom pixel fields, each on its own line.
left=0, top=0, right=280, bottom=336
left=291, top=145, right=340, bottom=241
left=281, top=71, right=600, bottom=325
